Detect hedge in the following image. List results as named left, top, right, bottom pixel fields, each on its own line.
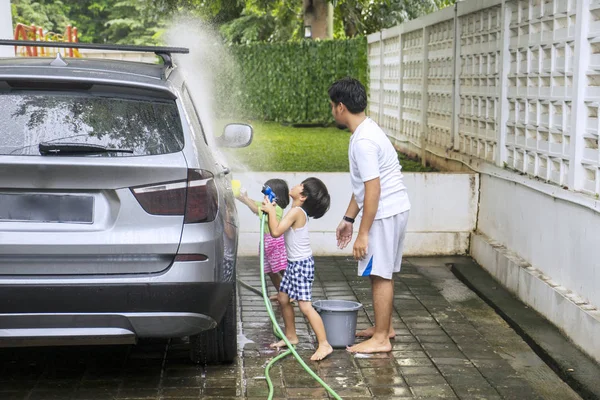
left=218, top=37, right=368, bottom=124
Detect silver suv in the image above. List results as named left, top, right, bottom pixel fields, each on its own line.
left=0, top=41, right=251, bottom=364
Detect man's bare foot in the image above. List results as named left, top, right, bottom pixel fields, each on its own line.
left=310, top=343, right=333, bottom=361
left=347, top=337, right=392, bottom=354
left=270, top=337, right=298, bottom=349
left=356, top=326, right=396, bottom=339
left=269, top=294, right=279, bottom=301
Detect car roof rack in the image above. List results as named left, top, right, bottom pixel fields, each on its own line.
left=0, top=40, right=189, bottom=72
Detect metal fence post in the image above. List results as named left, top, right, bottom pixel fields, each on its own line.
left=496, top=0, right=511, bottom=167
left=569, top=0, right=591, bottom=191
left=378, top=31, right=384, bottom=125
left=421, top=26, right=430, bottom=166
left=452, top=4, right=461, bottom=151
left=398, top=30, right=404, bottom=143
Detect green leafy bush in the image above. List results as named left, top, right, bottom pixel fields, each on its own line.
left=220, top=38, right=368, bottom=124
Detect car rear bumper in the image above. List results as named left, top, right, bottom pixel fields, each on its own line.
left=0, top=279, right=234, bottom=345
left=0, top=311, right=217, bottom=346
left=0, top=258, right=236, bottom=345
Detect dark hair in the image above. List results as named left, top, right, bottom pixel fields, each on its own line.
left=300, top=177, right=330, bottom=219
left=328, top=77, right=367, bottom=114
left=265, top=178, right=289, bottom=209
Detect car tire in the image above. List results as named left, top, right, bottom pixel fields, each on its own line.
left=189, top=285, right=237, bottom=364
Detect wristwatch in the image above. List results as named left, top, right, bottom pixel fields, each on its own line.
left=343, top=216, right=355, bottom=224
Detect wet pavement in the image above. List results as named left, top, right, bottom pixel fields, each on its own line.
left=0, top=256, right=582, bottom=399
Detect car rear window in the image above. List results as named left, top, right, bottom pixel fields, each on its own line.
left=0, top=91, right=184, bottom=156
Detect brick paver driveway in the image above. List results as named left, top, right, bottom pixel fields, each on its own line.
left=0, top=256, right=580, bottom=400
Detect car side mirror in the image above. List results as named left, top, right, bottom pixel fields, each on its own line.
left=217, top=123, right=253, bottom=148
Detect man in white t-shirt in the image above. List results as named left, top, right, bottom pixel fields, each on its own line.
left=330, top=77, right=410, bottom=354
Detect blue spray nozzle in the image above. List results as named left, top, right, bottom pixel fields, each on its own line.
left=261, top=185, right=277, bottom=203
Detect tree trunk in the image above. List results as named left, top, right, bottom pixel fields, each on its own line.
left=344, top=20, right=358, bottom=37
left=339, top=3, right=358, bottom=37
left=303, top=0, right=331, bottom=39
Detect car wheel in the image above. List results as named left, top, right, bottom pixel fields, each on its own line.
left=189, top=285, right=237, bottom=364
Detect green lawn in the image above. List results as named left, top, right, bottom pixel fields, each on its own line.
left=223, top=121, right=435, bottom=172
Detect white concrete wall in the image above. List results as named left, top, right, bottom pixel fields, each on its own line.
left=368, top=0, right=600, bottom=364
left=77, top=49, right=158, bottom=63
left=368, top=0, right=600, bottom=196
left=233, top=172, right=478, bottom=257
left=477, top=175, right=600, bottom=308
left=0, top=0, right=14, bottom=57
left=471, top=174, right=600, bottom=363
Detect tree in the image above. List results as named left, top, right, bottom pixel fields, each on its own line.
left=66, top=1, right=113, bottom=43
left=102, top=0, right=170, bottom=45
left=332, top=0, right=456, bottom=38
left=219, top=0, right=456, bottom=44
left=12, top=0, right=185, bottom=45
left=11, top=0, right=72, bottom=34
left=11, top=0, right=456, bottom=46
left=219, top=1, right=303, bottom=44
left=303, top=0, right=331, bottom=39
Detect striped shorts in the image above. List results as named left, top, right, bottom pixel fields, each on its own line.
left=279, top=257, right=315, bottom=302
left=262, top=233, right=287, bottom=274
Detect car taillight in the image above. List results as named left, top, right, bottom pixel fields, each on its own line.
left=131, top=181, right=187, bottom=215
left=185, top=169, right=218, bottom=223
left=131, top=169, right=218, bottom=223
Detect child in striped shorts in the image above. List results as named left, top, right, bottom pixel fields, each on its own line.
left=236, top=178, right=289, bottom=300
left=261, top=177, right=333, bottom=361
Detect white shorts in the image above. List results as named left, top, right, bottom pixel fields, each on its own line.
left=358, top=211, right=409, bottom=280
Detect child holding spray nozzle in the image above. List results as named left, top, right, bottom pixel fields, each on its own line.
left=260, top=177, right=333, bottom=361
left=236, top=179, right=289, bottom=300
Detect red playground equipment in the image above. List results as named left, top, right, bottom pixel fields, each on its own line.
left=13, top=23, right=80, bottom=57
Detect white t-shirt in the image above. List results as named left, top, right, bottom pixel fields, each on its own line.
left=349, top=117, right=411, bottom=219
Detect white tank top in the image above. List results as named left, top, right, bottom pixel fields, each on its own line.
left=284, top=207, right=312, bottom=261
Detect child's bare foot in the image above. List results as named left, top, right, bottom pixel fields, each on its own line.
left=310, top=343, right=333, bottom=361
left=356, top=326, right=396, bottom=339
left=270, top=336, right=298, bottom=349
left=347, top=337, right=392, bottom=354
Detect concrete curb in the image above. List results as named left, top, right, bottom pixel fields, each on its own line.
left=450, top=260, right=600, bottom=400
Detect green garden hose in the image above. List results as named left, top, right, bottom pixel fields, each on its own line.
left=258, top=213, right=342, bottom=400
